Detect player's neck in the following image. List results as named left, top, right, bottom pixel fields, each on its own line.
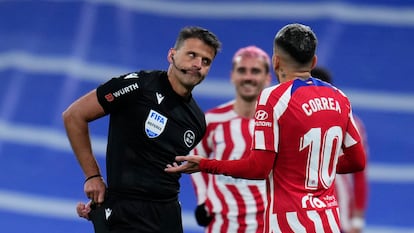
left=278, top=70, right=311, bottom=83
left=233, top=98, right=257, bottom=118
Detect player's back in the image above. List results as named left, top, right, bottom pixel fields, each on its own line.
left=275, top=78, right=349, bottom=203
left=254, top=77, right=358, bottom=232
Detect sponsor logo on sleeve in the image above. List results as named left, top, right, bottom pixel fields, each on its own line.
left=105, top=93, right=114, bottom=102
left=255, top=110, right=272, bottom=127
left=104, top=83, right=139, bottom=102
left=255, top=110, right=268, bottom=120
left=183, top=130, right=195, bottom=148
left=145, top=110, right=167, bottom=138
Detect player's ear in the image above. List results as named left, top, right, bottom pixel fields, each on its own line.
left=272, top=54, right=279, bottom=71
left=310, top=55, right=318, bottom=69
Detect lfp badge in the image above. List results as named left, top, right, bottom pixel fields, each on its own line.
left=145, top=109, right=167, bottom=138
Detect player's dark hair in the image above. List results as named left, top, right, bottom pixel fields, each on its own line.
left=311, top=67, right=333, bottom=84
left=174, top=26, right=222, bottom=57
left=274, top=23, right=317, bottom=64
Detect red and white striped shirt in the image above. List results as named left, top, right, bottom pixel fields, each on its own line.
left=191, top=100, right=266, bottom=233
left=252, top=78, right=364, bottom=233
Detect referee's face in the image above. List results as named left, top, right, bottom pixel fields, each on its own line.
left=169, top=38, right=216, bottom=90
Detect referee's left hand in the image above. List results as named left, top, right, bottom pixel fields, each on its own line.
left=76, top=201, right=92, bottom=220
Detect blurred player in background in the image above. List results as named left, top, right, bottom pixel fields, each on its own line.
left=191, top=45, right=271, bottom=233
left=311, top=67, right=369, bottom=233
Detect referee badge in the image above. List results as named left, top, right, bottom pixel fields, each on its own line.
left=145, top=109, right=167, bottom=138
left=184, top=130, right=195, bottom=148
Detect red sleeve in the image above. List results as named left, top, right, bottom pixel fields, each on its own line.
left=352, top=116, right=369, bottom=211
left=353, top=170, right=368, bottom=210
left=199, top=150, right=275, bottom=179
left=336, top=142, right=366, bottom=174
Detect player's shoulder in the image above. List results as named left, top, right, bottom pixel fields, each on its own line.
left=257, top=82, right=287, bottom=105
left=108, top=70, right=164, bottom=83
left=205, top=100, right=237, bottom=123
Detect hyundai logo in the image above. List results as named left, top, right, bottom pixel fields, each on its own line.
left=255, top=110, right=268, bottom=120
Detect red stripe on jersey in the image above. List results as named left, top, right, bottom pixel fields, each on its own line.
left=226, top=184, right=247, bottom=233
left=249, top=185, right=265, bottom=233
left=221, top=122, right=234, bottom=161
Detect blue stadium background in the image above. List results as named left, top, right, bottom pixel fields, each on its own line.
left=1, top=1, right=413, bottom=232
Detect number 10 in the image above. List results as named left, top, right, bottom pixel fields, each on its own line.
left=300, top=126, right=343, bottom=190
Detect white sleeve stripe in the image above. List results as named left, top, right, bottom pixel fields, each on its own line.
left=286, top=212, right=307, bottom=233
left=273, top=121, right=279, bottom=152
left=258, top=85, right=278, bottom=105
left=254, top=131, right=266, bottom=150
left=272, top=86, right=291, bottom=152
left=273, top=86, right=292, bottom=118
left=344, top=132, right=358, bottom=147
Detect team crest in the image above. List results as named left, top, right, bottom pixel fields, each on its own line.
left=183, top=130, right=195, bottom=148
left=145, top=110, right=167, bottom=138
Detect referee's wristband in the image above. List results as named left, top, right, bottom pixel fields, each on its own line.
left=351, top=217, right=365, bottom=229
left=84, top=174, right=102, bottom=183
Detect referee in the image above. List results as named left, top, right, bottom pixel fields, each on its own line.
left=63, top=26, right=221, bottom=233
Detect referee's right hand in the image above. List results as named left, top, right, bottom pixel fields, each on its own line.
left=84, top=175, right=106, bottom=205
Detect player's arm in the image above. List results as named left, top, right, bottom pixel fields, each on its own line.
left=336, top=142, right=366, bottom=174
left=62, top=89, right=107, bottom=203
left=199, top=149, right=275, bottom=179
left=351, top=171, right=367, bottom=232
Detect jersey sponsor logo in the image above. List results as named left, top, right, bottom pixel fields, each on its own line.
left=301, top=193, right=327, bottom=209
left=112, top=83, right=139, bottom=98
left=302, top=97, right=342, bottom=116
left=183, top=130, right=195, bottom=148
left=255, top=121, right=272, bottom=127
left=104, top=83, right=139, bottom=102
left=145, top=110, right=167, bottom=138
left=255, top=110, right=268, bottom=120
left=105, top=93, right=115, bottom=102
left=255, top=110, right=272, bottom=127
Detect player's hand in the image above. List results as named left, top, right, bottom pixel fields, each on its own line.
left=165, top=155, right=203, bottom=174
left=76, top=201, right=92, bottom=220
left=194, top=203, right=213, bottom=226
left=349, top=228, right=362, bottom=233
left=84, top=176, right=106, bottom=205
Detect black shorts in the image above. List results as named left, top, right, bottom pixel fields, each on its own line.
left=89, top=195, right=183, bottom=233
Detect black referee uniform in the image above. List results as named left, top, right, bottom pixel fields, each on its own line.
left=90, top=70, right=206, bottom=233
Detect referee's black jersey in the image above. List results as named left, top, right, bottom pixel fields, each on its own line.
left=96, top=70, right=206, bottom=201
